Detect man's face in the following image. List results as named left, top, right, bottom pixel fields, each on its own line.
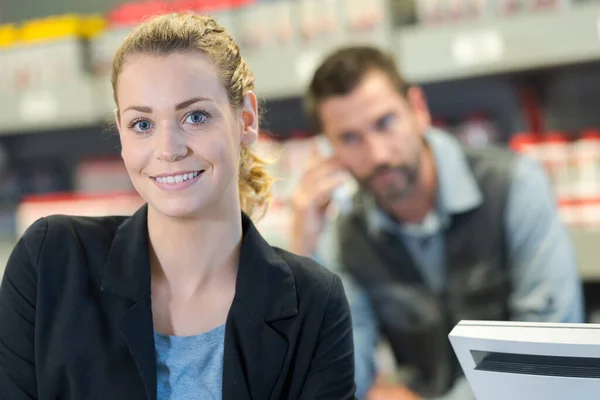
left=318, top=70, right=430, bottom=204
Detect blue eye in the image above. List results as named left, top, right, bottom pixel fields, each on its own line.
left=129, top=119, right=153, bottom=133
left=185, top=111, right=208, bottom=125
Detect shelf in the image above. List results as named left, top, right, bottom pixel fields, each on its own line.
left=394, top=3, right=600, bottom=84
left=91, top=28, right=133, bottom=121
left=238, top=0, right=391, bottom=100
left=0, top=80, right=105, bottom=134
left=0, top=227, right=599, bottom=282
left=0, top=39, right=107, bottom=134
left=4, top=3, right=600, bottom=134
left=571, top=228, right=600, bottom=282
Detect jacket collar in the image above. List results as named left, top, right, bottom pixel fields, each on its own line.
left=101, top=203, right=298, bottom=321
left=235, top=210, right=299, bottom=321
left=101, top=204, right=151, bottom=301
left=101, top=204, right=298, bottom=400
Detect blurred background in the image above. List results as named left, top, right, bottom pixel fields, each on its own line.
left=2, top=0, right=600, bottom=321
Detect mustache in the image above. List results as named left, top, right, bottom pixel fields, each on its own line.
left=366, top=164, right=413, bottom=183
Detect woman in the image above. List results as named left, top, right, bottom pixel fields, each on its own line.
left=0, top=13, right=356, bottom=400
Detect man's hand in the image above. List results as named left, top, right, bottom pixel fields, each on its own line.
left=290, top=142, right=345, bottom=256
left=367, top=382, right=422, bottom=400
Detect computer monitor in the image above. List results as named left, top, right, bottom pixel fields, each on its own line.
left=449, top=320, right=600, bottom=400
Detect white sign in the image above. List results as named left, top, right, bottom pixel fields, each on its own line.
left=19, top=91, right=58, bottom=122
left=295, top=51, right=324, bottom=86
left=451, top=30, right=505, bottom=67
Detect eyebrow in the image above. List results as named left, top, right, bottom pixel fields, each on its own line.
left=175, top=97, right=211, bottom=111
left=122, top=97, right=212, bottom=114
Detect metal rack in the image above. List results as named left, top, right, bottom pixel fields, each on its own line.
left=394, top=2, right=600, bottom=84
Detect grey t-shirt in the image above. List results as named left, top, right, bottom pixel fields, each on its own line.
left=154, top=324, right=225, bottom=400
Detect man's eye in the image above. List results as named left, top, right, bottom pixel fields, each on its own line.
left=376, top=114, right=395, bottom=131
left=342, top=134, right=359, bottom=144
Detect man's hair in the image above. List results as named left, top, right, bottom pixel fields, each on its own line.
left=304, top=46, right=410, bottom=132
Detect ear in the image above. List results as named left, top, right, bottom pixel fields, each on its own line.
left=240, top=91, right=259, bottom=147
left=406, top=86, right=431, bottom=134
left=114, top=109, right=125, bottom=158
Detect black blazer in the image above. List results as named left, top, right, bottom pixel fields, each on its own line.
left=0, top=205, right=356, bottom=399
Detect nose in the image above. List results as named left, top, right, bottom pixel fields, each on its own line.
left=364, top=133, right=391, bottom=166
left=155, top=123, right=189, bottom=162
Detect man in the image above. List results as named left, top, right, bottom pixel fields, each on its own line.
left=290, top=46, right=584, bottom=400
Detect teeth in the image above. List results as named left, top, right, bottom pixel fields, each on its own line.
left=156, top=171, right=200, bottom=184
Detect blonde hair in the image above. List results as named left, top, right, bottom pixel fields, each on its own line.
left=111, top=13, right=274, bottom=218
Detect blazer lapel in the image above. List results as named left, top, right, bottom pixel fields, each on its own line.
left=117, top=297, right=156, bottom=400
left=223, top=213, right=299, bottom=400
left=101, top=205, right=157, bottom=400
left=100, top=208, right=299, bottom=400
left=223, top=301, right=290, bottom=400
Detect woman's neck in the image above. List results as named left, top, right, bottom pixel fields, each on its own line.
left=147, top=200, right=243, bottom=295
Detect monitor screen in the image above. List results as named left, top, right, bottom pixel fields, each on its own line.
left=449, top=320, right=600, bottom=400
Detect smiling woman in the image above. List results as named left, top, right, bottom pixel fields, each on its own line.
left=0, top=13, right=356, bottom=400
left=111, top=16, right=272, bottom=220
left=114, top=51, right=253, bottom=221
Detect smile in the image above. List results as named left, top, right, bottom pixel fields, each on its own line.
left=151, top=170, right=204, bottom=191
left=154, top=171, right=201, bottom=184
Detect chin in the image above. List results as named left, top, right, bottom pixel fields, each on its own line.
left=147, top=197, right=211, bottom=219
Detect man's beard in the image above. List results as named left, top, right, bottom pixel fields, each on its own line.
left=362, top=163, right=420, bottom=202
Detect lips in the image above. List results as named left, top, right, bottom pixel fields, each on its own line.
left=150, top=169, right=205, bottom=192
left=153, top=170, right=202, bottom=184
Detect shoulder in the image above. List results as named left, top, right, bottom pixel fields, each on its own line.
left=45, top=214, right=126, bottom=239
left=333, top=190, right=371, bottom=229
left=505, top=154, right=556, bottom=217
left=463, top=144, right=519, bottom=176
left=26, top=213, right=126, bottom=243
left=510, top=153, right=549, bottom=185
left=504, top=154, right=552, bottom=208
left=20, top=214, right=128, bottom=266
left=273, top=248, right=346, bottom=306
left=460, top=145, right=525, bottom=202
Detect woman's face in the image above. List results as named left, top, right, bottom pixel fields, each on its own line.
left=115, top=52, right=258, bottom=219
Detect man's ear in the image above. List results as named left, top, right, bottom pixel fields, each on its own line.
left=406, top=86, right=431, bottom=134
left=240, top=91, right=259, bottom=146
